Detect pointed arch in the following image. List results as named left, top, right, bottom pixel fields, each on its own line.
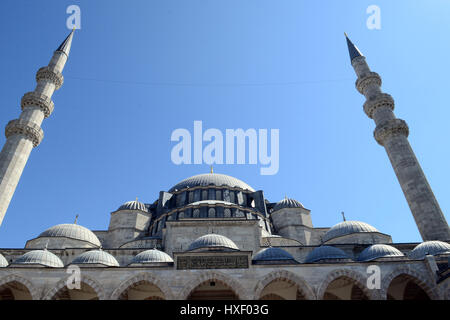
left=253, top=270, right=316, bottom=300
left=317, top=268, right=378, bottom=300
left=110, top=272, right=174, bottom=300
left=43, top=274, right=106, bottom=300
left=381, top=266, right=439, bottom=300
left=178, top=271, right=250, bottom=300
left=0, top=274, right=38, bottom=300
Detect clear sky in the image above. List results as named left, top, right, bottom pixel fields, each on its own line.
left=0, top=0, right=449, bottom=247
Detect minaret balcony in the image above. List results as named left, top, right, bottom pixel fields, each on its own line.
left=363, top=93, right=394, bottom=119
left=356, top=72, right=381, bottom=94
left=36, top=66, right=64, bottom=90
left=5, top=119, right=44, bottom=147
left=374, top=118, right=409, bottom=146
left=21, top=92, right=54, bottom=118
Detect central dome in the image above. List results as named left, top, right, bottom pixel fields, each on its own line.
left=169, top=173, right=254, bottom=192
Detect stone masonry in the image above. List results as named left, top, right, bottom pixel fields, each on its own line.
left=0, top=30, right=74, bottom=226
left=346, top=35, right=450, bottom=241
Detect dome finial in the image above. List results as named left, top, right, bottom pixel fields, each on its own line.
left=136, top=196, right=138, bottom=202
left=74, top=214, right=79, bottom=225
left=210, top=165, right=213, bottom=174
left=341, top=211, right=346, bottom=222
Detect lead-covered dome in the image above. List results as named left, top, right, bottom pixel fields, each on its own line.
left=253, top=247, right=298, bottom=264
left=273, top=198, right=304, bottom=211
left=408, top=241, right=450, bottom=260
left=187, top=234, right=239, bottom=251
left=0, top=253, right=8, bottom=267
left=130, top=249, right=173, bottom=265
left=118, top=200, right=148, bottom=212
left=71, top=250, right=119, bottom=267
left=12, top=250, right=64, bottom=268
left=358, top=244, right=405, bottom=262
left=169, top=173, right=254, bottom=192
left=304, top=246, right=350, bottom=263
left=36, top=223, right=101, bottom=248
left=323, top=221, right=379, bottom=243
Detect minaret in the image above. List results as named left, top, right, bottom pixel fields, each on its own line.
left=0, top=29, right=74, bottom=226
left=345, top=33, right=450, bottom=241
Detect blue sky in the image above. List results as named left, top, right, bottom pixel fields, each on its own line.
left=0, top=0, right=449, bottom=247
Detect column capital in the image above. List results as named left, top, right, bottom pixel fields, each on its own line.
left=5, top=119, right=44, bottom=147
left=36, top=67, right=64, bottom=90
left=21, top=92, right=54, bottom=118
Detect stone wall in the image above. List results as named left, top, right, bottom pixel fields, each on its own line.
left=0, top=259, right=445, bottom=300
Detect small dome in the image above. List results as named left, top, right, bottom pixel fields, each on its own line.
left=408, top=241, right=450, bottom=260
left=253, top=247, right=297, bottom=263
left=358, top=244, right=405, bottom=262
left=169, top=173, right=254, bottom=192
left=273, top=198, right=304, bottom=211
left=71, top=250, right=119, bottom=267
left=188, top=234, right=239, bottom=251
left=305, top=246, right=350, bottom=263
left=130, top=249, right=173, bottom=264
left=323, top=221, right=379, bottom=243
left=12, top=250, right=64, bottom=268
left=118, top=200, right=148, bottom=212
left=38, top=224, right=101, bottom=247
left=0, top=253, right=8, bottom=267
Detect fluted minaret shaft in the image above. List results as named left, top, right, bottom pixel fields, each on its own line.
left=0, top=30, right=74, bottom=226
left=346, top=34, right=450, bottom=241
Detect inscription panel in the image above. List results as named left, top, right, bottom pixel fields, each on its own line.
left=177, top=255, right=248, bottom=269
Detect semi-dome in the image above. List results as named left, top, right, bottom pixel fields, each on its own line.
left=37, top=223, right=101, bottom=247
left=358, top=244, right=405, bottom=262
left=304, top=246, right=350, bottom=263
left=130, top=249, right=173, bottom=264
left=408, top=241, right=450, bottom=260
left=12, top=250, right=64, bottom=268
left=323, top=221, right=379, bottom=243
left=117, top=200, right=148, bottom=212
left=273, top=198, right=304, bottom=211
left=253, top=247, right=297, bottom=264
left=0, top=253, right=8, bottom=267
left=71, top=250, right=119, bottom=267
left=187, top=234, right=239, bottom=251
left=169, top=173, right=254, bottom=192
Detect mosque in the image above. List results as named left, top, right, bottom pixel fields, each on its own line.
left=0, top=29, right=448, bottom=300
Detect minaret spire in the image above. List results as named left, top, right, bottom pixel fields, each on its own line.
left=346, top=35, right=450, bottom=241
left=56, top=28, right=75, bottom=57
left=344, top=33, right=363, bottom=62
left=0, top=30, right=74, bottom=226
